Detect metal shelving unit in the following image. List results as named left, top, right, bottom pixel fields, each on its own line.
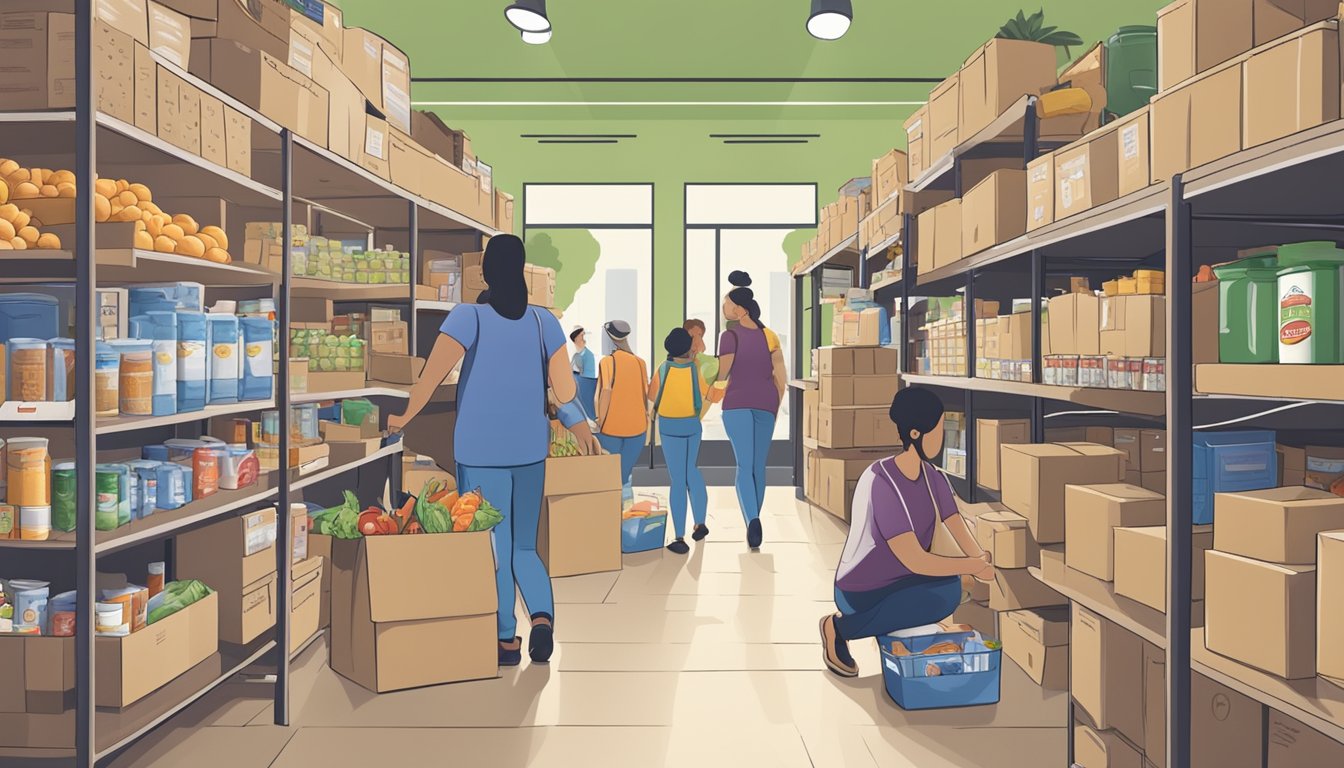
left=0, top=5, right=494, bottom=762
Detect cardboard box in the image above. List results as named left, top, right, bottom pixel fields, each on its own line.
left=1254, top=0, right=1340, bottom=44
left=329, top=533, right=498, bottom=693
left=191, top=38, right=328, bottom=147
left=974, top=509, right=1036, bottom=568
left=1157, top=0, right=1254, bottom=90
left=1213, top=486, right=1344, bottom=564
left=156, top=63, right=201, bottom=154
left=1150, top=57, right=1243, bottom=182
left=961, top=169, right=1026, bottom=256
left=932, top=198, right=963, bottom=270
left=289, top=554, right=323, bottom=653
left=959, top=38, right=1058, bottom=138
left=356, top=112, right=390, bottom=178
left=175, top=508, right=279, bottom=644
left=147, top=1, right=190, bottom=68
left=0, top=636, right=74, bottom=716
left=524, top=263, right=556, bottom=308
left=496, top=190, right=515, bottom=233
left=1115, top=107, right=1152, bottom=197
left=1269, top=710, right=1344, bottom=767
left=870, top=148, right=906, bottom=204
left=1026, top=154, right=1054, bottom=231
left=1143, top=640, right=1166, bottom=766
left=989, top=566, right=1066, bottom=611
left=368, top=353, right=423, bottom=385
left=369, top=320, right=407, bottom=355
left=1243, top=24, right=1340, bottom=148
left=904, top=106, right=929, bottom=180
left=951, top=599, right=996, bottom=636
left=1000, top=607, right=1070, bottom=689
left=928, top=73, right=960, bottom=159
left=341, top=27, right=410, bottom=131
left=223, top=104, right=252, bottom=176
left=808, top=448, right=888, bottom=522
left=198, top=90, right=227, bottom=167
left=1001, top=442, right=1126, bottom=544
left=0, top=10, right=73, bottom=110
left=996, top=312, right=1033, bottom=361
left=816, top=346, right=899, bottom=376
left=976, top=419, right=1029, bottom=491
left=304, top=369, right=366, bottom=394
left=818, top=374, right=899, bottom=408
left=1113, top=428, right=1166, bottom=473
left=543, top=453, right=620, bottom=499
left=1075, top=725, right=1145, bottom=768
left=540, top=491, right=622, bottom=578
left=815, top=405, right=901, bottom=449
left=95, top=591, right=218, bottom=707
left=1114, top=524, right=1214, bottom=612
left=1048, top=291, right=1101, bottom=356
left=1317, top=531, right=1344, bottom=681
left=1101, top=295, right=1166, bottom=359
left=1205, top=548, right=1316, bottom=678
left=1065, top=483, right=1167, bottom=581
left=207, top=0, right=290, bottom=60
left=1055, top=121, right=1120, bottom=220
left=1072, top=602, right=1145, bottom=740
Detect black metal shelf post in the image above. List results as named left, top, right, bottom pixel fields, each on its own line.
left=1030, top=249, right=1046, bottom=442
left=273, top=129, right=295, bottom=728
left=900, top=213, right=914, bottom=375
left=964, top=270, right=977, bottom=503
left=793, top=274, right=806, bottom=491
left=408, top=201, right=420, bottom=356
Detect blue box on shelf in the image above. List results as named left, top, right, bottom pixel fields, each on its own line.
left=621, top=514, right=668, bottom=553
left=1192, top=430, right=1277, bottom=524
left=879, top=630, right=1001, bottom=711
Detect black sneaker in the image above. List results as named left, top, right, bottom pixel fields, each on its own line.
left=529, top=614, right=554, bottom=663
left=691, top=524, right=710, bottom=541
left=499, top=637, right=522, bottom=667
left=747, top=519, right=763, bottom=549
left=667, top=539, right=690, bottom=555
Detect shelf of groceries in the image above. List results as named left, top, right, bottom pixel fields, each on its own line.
left=900, top=373, right=1167, bottom=417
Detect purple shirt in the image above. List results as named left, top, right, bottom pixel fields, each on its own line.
left=718, top=326, right=780, bottom=413
left=835, top=457, right=959, bottom=593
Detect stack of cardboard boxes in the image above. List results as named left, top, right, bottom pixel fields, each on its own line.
left=459, top=250, right=556, bottom=308
left=802, top=346, right=900, bottom=522
left=859, top=149, right=907, bottom=252
left=973, top=303, right=1050, bottom=382
left=540, top=453, right=623, bottom=577
left=288, top=297, right=422, bottom=393
left=1045, top=279, right=1166, bottom=392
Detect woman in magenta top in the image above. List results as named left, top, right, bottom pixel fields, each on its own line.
left=708, top=271, right=785, bottom=549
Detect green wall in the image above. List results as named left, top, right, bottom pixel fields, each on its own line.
left=336, top=0, right=1166, bottom=337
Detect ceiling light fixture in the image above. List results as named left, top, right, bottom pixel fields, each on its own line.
left=522, top=28, right=552, bottom=44
left=807, top=0, right=852, bottom=40
left=505, top=0, right=551, bottom=33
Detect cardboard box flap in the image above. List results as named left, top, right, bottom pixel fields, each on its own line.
left=361, top=533, right=497, bottom=622
left=1073, top=482, right=1166, bottom=502
left=1055, top=42, right=1106, bottom=110
left=1006, top=607, right=1070, bottom=646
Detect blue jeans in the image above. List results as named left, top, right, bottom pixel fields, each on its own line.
left=723, top=408, right=775, bottom=524
left=573, top=374, right=598, bottom=421
left=457, top=462, right=553, bottom=641
left=598, top=433, right=645, bottom=494
left=834, top=575, right=961, bottom=641
left=659, top=416, right=707, bottom=539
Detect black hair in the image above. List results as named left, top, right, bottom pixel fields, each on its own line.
left=889, top=387, right=945, bottom=464
left=726, top=270, right=765, bottom=329
left=475, top=290, right=491, bottom=305
left=482, top=234, right=529, bottom=320
left=569, top=327, right=584, bottom=342
left=664, top=327, right=693, bottom=359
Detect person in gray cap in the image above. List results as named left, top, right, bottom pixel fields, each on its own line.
left=570, top=326, right=598, bottom=420
left=596, top=320, right=649, bottom=503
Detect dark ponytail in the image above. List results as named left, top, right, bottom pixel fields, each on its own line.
left=727, top=270, right=765, bottom=329
left=482, top=234, right=529, bottom=321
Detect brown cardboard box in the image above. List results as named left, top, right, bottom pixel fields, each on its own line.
left=1000, top=607, right=1070, bottom=689
left=1205, top=548, right=1316, bottom=678
left=1316, top=531, right=1344, bottom=681
left=904, top=106, right=929, bottom=180
left=496, top=190, right=515, bottom=233
left=543, top=453, right=620, bottom=499
left=871, top=148, right=907, bottom=204
left=147, top=1, right=190, bottom=68
left=951, top=599, right=996, bottom=635
left=989, top=566, right=1066, bottom=611
left=1074, top=725, right=1144, bottom=768
left=818, top=374, right=899, bottom=408
left=0, top=10, right=75, bottom=110
left=192, top=38, right=329, bottom=147
left=1048, top=42, right=1107, bottom=139
left=1143, top=640, right=1166, bottom=766
left=524, top=263, right=556, bottom=308
left=1150, top=57, right=1243, bottom=182
left=975, top=509, right=1037, bottom=568
left=92, top=19, right=136, bottom=124
left=388, top=127, right=430, bottom=196
left=1054, top=122, right=1120, bottom=220
left=378, top=40, right=411, bottom=133
left=961, top=169, right=1026, bottom=256
left=1190, top=673, right=1265, bottom=767
left=1039, top=542, right=1066, bottom=583
left=1101, top=295, right=1166, bottom=359
left=1115, top=107, right=1152, bottom=197
left=95, top=591, right=218, bottom=707
left=1157, top=0, right=1254, bottom=90
left=97, top=0, right=150, bottom=46
left=1268, top=710, right=1344, bottom=767
left=1255, top=0, right=1340, bottom=41
left=809, top=448, right=888, bottom=521
left=997, top=312, right=1033, bottom=360
left=224, top=104, right=252, bottom=176
left=308, top=533, right=333, bottom=629
left=1000, top=442, right=1126, bottom=544
left=356, top=113, right=390, bottom=178
left=290, top=555, right=323, bottom=653
left=932, top=198, right=963, bottom=270
left=401, top=455, right=454, bottom=498
left=208, top=0, right=291, bottom=60
left=329, top=533, right=497, bottom=693
left=174, top=507, right=278, bottom=644
left=816, top=405, right=900, bottom=449
left=1138, top=470, right=1167, bottom=494
left=540, top=491, right=623, bottom=578
left=928, top=73, right=960, bottom=159
left=916, top=206, right=937, bottom=274
left=158, top=64, right=201, bottom=154
left=306, top=33, right=363, bottom=160
left=1213, top=486, right=1344, bottom=564
left=1192, top=280, right=1220, bottom=364
left=1243, top=24, right=1340, bottom=148
left=1112, top=428, right=1167, bottom=473
left=1278, top=443, right=1307, bottom=486
left=816, top=346, right=899, bottom=376
left=959, top=38, right=1057, bottom=138
left=1048, top=291, right=1101, bottom=356
left=369, top=320, right=408, bottom=355
left=369, top=353, right=423, bottom=385
left=1065, top=483, right=1167, bottom=581
left=132, top=41, right=156, bottom=132
left=976, top=419, right=1029, bottom=491
left=412, top=109, right=466, bottom=166
left=0, top=636, right=74, bottom=716
left=1026, top=154, right=1054, bottom=231
left=198, top=90, right=227, bottom=167
left=1072, top=602, right=1145, bottom=741
left=1114, top=524, right=1214, bottom=612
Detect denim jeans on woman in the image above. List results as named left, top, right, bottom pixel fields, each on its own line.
left=597, top=433, right=645, bottom=499
left=722, top=408, right=775, bottom=524
left=834, top=574, right=961, bottom=640
left=658, top=415, right=707, bottom=538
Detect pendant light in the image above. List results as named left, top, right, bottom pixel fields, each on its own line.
left=505, top=0, right=551, bottom=33
left=807, top=0, right=852, bottom=40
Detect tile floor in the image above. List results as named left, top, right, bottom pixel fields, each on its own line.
left=108, top=486, right=1066, bottom=768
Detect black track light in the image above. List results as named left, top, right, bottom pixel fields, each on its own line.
left=807, top=0, right=852, bottom=40
left=505, top=0, right=551, bottom=34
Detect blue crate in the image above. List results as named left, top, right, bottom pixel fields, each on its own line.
left=1193, top=430, right=1277, bottom=524
left=621, top=514, right=668, bottom=553
left=879, top=630, right=1001, bottom=711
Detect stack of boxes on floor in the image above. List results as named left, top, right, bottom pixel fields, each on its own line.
left=288, top=297, right=422, bottom=393
left=0, top=0, right=515, bottom=232
left=1045, top=273, right=1167, bottom=392
left=801, top=346, right=900, bottom=523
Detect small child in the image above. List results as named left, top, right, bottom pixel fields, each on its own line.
left=647, top=328, right=711, bottom=553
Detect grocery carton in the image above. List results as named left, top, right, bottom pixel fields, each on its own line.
left=544, top=453, right=620, bottom=498
left=808, top=448, right=888, bottom=522
left=290, top=555, right=323, bottom=653
left=1150, top=56, right=1243, bottom=182
left=988, top=566, right=1065, bottom=611
left=1026, top=154, right=1054, bottom=231
left=959, top=38, right=1057, bottom=138
left=928, top=73, right=960, bottom=160
left=175, top=508, right=278, bottom=644
left=1242, top=22, right=1341, bottom=148
left=815, top=405, right=900, bottom=449
left=974, top=509, right=1036, bottom=569
left=904, top=106, right=929, bottom=180
left=999, top=607, right=1070, bottom=689
left=961, top=169, right=1026, bottom=256
left=976, top=419, right=1029, bottom=491
left=1047, top=291, right=1100, bottom=356
left=1065, top=483, right=1167, bottom=581
left=1157, top=0, right=1254, bottom=90
left=1113, top=524, right=1214, bottom=612
left=1316, top=531, right=1344, bottom=682
left=1269, top=710, right=1344, bottom=767
left=95, top=591, right=219, bottom=708
left=1113, top=428, right=1166, bottom=474
left=1054, top=121, right=1120, bottom=220
left=1204, top=548, right=1316, bottom=679
left=1074, top=724, right=1144, bottom=768
left=1212, top=486, right=1344, bottom=564
left=1071, top=602, right=1145, bottom=742
left=1115, top=107, right=1152, bottom=197
left=539, top=491, right=622, bottom=578
left=818, top=374, right=899, bottom=408
left=1000, top=442, right=1126, bottom=544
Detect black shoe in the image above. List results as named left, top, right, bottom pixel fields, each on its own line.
left=667, top=538, right=690, bottom=555
left=529, top=614, right=554, bottom=663
left=499, top=637, right=522, bottom=667
left=747, top=519, right=763, bottom=549
left=692, top=524, right=710, bottom=541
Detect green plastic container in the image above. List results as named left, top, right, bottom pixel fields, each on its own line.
left=1105, top=26, right=1158, bottom=119
left=1213, top=254, right=1280, bottom=363
left=1276, top=241, right=1344, bottom=364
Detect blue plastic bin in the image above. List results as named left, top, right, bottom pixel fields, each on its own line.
left=879, top=630, right=1001, bottom=710
left=1192, top=430, right=1277, bottom=524
left=621, top=514, right=668, bottom=553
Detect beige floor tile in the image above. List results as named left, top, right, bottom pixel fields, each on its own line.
left=106, top=722, right=295, bottom=768
left=556, top=642, right=821, bottom=672
left=551, top=570, right=621, bottom=603
left=862, top=724, right=1067, bottom=768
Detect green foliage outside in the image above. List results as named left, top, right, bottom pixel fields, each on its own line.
left=525, top=229, right=602, bottom=310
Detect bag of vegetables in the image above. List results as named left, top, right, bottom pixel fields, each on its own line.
left=147, top=580, right=214, bottom=624
left=310, top=490, right=363, bottom=539
left=415, top=479, right=504, bottom=533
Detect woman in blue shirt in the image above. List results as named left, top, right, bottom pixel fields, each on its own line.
left=570, top=326, right=598, bottom=420
left=390, top=235, right=600, bottom=666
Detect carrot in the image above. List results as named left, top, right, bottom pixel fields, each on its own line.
left=429, top=488, right=457, bottom=507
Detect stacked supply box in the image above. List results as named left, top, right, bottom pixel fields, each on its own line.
left=540, top=454, right=623, bottom=577
left=1044, top=272, right=1168, bottom=392
left=809, top=347, right=901, bottom=452
left=1072, top=603, right=1147, bottom=754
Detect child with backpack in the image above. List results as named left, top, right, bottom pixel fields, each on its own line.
left=647, top=327, right=711, bottom=554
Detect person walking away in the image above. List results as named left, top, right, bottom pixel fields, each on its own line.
left=596, top=320, right=649, bottom=503
left=388, top=234, right=600, bottom=667
left=570, top=326, right=598, bottom=420
left=819, top=387, right=993, bottom=678
left=648, top=327, right=711, bottom=554
left=706, top=271, right=786, bottom=549
left=683, top=318, right=718, bottom=418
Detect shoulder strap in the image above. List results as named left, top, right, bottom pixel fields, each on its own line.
left=690, top=362, right=703, bottom=414
left=653, top=361, right=671, bottom=413
left=533, top=309, right=550, bottom=416
left=876, top=460, right=920, bottom=536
